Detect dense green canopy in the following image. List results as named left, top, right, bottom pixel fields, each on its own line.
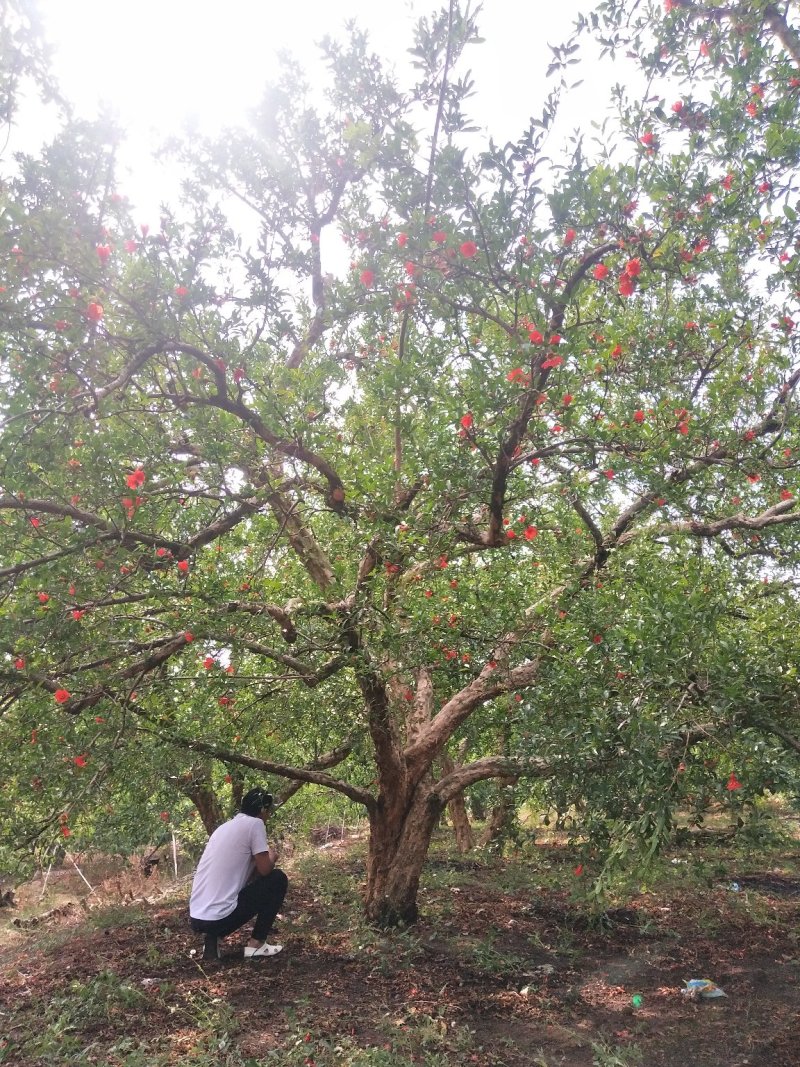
left=1, top=0, right=799, bottom=919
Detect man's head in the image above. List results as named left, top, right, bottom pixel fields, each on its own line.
left=240, top=786, right=274, bottom=818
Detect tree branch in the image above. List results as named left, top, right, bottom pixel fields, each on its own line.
left=760, top=717, right=800, bottom=757
left=237, top=640, right=346, bottom=687
left=640, top=499, right=799, bottom=542
left=407, top=667, right=434, bottom=744
left=262, top=478, right=336, bottom=590
left=275, top=738, right=358, bottom=804
left=571, top=493, right=604, bottom=552
left=286, top=175, right=351, bottom=369
left=434, top=754, right=551, bottom=804
left=209, top=599, right=299, bottom=642
left=404, top=630, right=555, bottom=773
left=482, top=241, right=619, bottom=546
left=14, top=634, right=193, bottom=715
left=764, top=3, right=800, bottom=64
left=161, top=733, right=374, bottom=808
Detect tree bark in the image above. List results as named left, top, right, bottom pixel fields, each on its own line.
left=189, top=786, right=225, bottom=835
left=173, top=767, right=225, bottom=835
left=363, top=781, right=444, bottom=926
left=479, top=775, right=519, bottom=849
left=440, top=754, right=473, bottom=853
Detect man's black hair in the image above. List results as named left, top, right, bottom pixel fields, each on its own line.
left=240, top=787, right=274, bottom=817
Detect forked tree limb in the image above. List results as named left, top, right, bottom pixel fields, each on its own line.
left=404, top=633, right=555, bottom=774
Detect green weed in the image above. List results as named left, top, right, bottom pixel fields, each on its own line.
left=591, top=1038, right=643, bottom=1066
left=12, top=970, right=149, bottom=1064
left=257, top=1007, right=477, bottom=1066
left=458, top=934, right=529, bottom=979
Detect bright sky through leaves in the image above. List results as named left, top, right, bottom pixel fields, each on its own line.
left=36, top=0, right=612, bottom=141
left=31, top=0, right=629, bottom=223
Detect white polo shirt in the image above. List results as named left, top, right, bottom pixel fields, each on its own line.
left=189, top=813, right=269, bottom=921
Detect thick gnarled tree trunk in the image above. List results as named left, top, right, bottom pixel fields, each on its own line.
left=363, top=783, right=444, bottom=926
left=356, top=657, right=546, bottom=924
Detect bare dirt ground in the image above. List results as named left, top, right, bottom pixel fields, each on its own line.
left=1, top=834, right=799, bottom=1065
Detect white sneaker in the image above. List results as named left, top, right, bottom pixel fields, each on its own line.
left=244, top=942, right=283, bottom=959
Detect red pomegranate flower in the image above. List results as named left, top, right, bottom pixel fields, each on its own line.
left=618, top=274, right=635, bottom=297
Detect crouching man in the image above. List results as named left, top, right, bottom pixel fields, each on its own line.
left=189, top=786, right=288, bottom=960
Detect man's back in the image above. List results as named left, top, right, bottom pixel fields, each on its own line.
left=189, top=813, right=268, bottom=921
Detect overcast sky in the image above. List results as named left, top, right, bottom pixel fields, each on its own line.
left=36, top=1, right=622, bottom=134
left=26, top=0, right=632, bottom=217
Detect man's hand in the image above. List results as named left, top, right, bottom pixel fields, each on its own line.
left=254, top=847, right=278, bottom=877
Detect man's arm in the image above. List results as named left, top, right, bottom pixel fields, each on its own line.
left=253, top=845, right=279, bottom=877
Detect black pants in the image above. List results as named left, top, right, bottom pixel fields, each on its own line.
left=190, top=868, right=288, bottom=942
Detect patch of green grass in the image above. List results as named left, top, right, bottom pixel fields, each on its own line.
left=725, top=886, right=798, bottom=931
left=82, top=902, right=154, bottom=931
left=351, top=921, right=425, bottom=975
left=591, top=1038, right=643, bottom=1066
left=180, top=986, right=242, bottom=1033
left=290, top=853, right=364, bottom=935
left=421, top=861, right=482, bottom=891
left=455, top=932, right=530, bottom=980
left=7, top=985, right=248, bottom=1067
left=9, top=969, right=151, bottom=1064
left=258, top=1006, right=480, bottom=1067
left=491, top=859, right=542, bottom=894
left=176, top=1026, right=249, bottom=1066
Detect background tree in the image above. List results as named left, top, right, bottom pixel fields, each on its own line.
left=1, top=0, right=799, bottom=924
